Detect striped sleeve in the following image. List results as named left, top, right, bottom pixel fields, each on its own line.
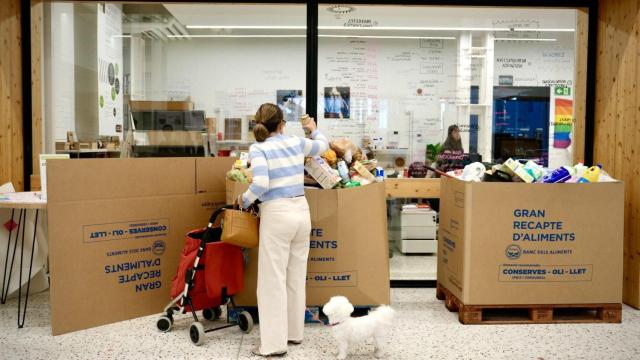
left=300, top=130, right=329, bottom=156
left=242, top=145, right=269, bottom=208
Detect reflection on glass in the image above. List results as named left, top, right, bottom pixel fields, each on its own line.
left=316, top=4, right=579, bottom=281
left=318, top=5, right=577, bottom=176
left=43, top=3, right=306, bottom=158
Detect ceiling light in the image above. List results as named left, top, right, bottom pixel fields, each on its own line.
left=319, top=35, right=455, bottom=40
left=184, top=25, right=574, bottom=32
left=167, top=34, right=306, bottom=38
left=512, top=28, right=574, bottom=32
left=186, top=25, right=305, bottom=30
left=319, top=26, right=511, bottom=31
left=494, top=38, right=557, bottom=42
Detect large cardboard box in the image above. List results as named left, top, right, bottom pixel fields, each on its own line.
left=227, top=181, right=390, bottom=306
left=47, top=157, right=235, bottom=335
left=437, top=177, right=624, bottom=305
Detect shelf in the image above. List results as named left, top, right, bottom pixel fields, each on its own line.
left=456, top=103, right=490, bottom=107
left=374, top=148, right=410, bottom=155
left=56, top=149, right=121, bottom=154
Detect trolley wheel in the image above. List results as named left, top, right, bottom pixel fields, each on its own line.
left=203, top=306, right=222, bottom=321
left=156, top=316, right=173, bottom=333
left=238, top=311, right=254, bottom=334
left=189, top=321, right=205, bottom=346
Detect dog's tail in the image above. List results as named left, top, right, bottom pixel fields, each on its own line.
left=369, top=305, right=395, bottom=326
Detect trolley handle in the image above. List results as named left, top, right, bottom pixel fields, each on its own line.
left=207, top=205, right=233, bottom=228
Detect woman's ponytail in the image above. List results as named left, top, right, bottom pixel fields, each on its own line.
left=253, top=103, right=284, bottom=142
left=253, top=123, right=269, bottom=143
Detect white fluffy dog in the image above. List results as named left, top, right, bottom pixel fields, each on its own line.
left=323, top=296, right=395, bottom=359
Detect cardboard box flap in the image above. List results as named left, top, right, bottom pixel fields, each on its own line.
left=437, top=178, right=467, bottom=301
left=336, top=183, right=390, bottom=305
left=47, top=158, right=196, bottom=203
left=197, top=157, right=237, bottom=194
left=306, top=187, right=339, bottom=226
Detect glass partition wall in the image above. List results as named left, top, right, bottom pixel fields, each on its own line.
left=42, top=3, right=307, bottom=157
left=39, top=2, right=585, bottom=283
left=317, top=4, right=580, bottom=282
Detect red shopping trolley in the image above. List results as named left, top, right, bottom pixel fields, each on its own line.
left=156, top=206, right=254, bottom=345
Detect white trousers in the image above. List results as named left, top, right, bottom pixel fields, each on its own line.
left=257, top=196, right=311, bottom=354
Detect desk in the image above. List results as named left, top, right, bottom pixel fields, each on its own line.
left=56, top=149, right=121, bottom=158
left=0, top=192, right=47, bottom=328
left=385, top=178, right=441, bottom=199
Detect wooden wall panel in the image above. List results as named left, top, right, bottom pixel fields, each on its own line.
left=31, top=0, right=43, bottom=181
left=595, top=0, right=640, bottom=308
left=573, top=9, right=588, bottom=164
left=0, top=0, right=24, bottom=191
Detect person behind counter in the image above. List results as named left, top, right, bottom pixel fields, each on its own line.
left=437, top=124, right=465, bottom=174
left=239, top=103, right=328, bottom=357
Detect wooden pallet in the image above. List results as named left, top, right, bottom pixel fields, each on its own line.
left=436, top=283, right=622, bottom=324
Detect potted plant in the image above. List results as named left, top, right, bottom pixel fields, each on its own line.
left=426, top=143, right=442, bottom=164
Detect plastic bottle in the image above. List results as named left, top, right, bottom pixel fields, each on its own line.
left=337, top=160, right=350, bottom=183
left=542, top=166, right=576, bottom=183
left=578, top=164, right=602, bottom=183
left=375, top=167, right=385, bottom=182
left=573, top=162, right=588, bottom=178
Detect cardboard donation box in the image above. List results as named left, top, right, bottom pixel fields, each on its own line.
left=438, top=177, right=624, bottom=305
left=47, top=157, right=234, bottom=335
left=227, top=180, right=390, bottom=306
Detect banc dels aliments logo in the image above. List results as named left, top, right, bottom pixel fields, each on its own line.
left=152, top=240, right=166, bottom=255
left=505, top=244, right=522, bottom=260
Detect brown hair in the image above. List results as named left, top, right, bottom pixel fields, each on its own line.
left=443, top=124, right=463, bottom=152
left=253, top=103, right=284, bottom=142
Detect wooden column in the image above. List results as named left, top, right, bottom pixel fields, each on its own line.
left=573, top=9, right=589, bottom=164
left=31, top=0, right=43, bottom=184
left=595, top=0, right=640, bottom=308
left=0, top=0, right=24, bottom=191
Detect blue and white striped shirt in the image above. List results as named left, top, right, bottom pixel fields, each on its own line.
left=242, top=130, right=329, bottom=208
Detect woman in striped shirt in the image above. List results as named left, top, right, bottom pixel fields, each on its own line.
left=240, top=103, right=328, bottom=357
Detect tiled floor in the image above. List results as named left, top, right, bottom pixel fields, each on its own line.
left=2, top=289, right=640, bottom=360
left=389, top=247, right=437, bottom=281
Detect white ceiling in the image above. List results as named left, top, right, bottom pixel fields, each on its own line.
left=162, top=4, right=576, bottom=31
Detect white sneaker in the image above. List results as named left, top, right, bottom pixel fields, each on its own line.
left=251, top=346, right=287, bottom=357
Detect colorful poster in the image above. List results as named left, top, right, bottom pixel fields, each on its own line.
left=553, top=97, right=573, bottom=149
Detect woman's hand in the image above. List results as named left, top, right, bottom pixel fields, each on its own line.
left=301, top=116, right=317, bottom=134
